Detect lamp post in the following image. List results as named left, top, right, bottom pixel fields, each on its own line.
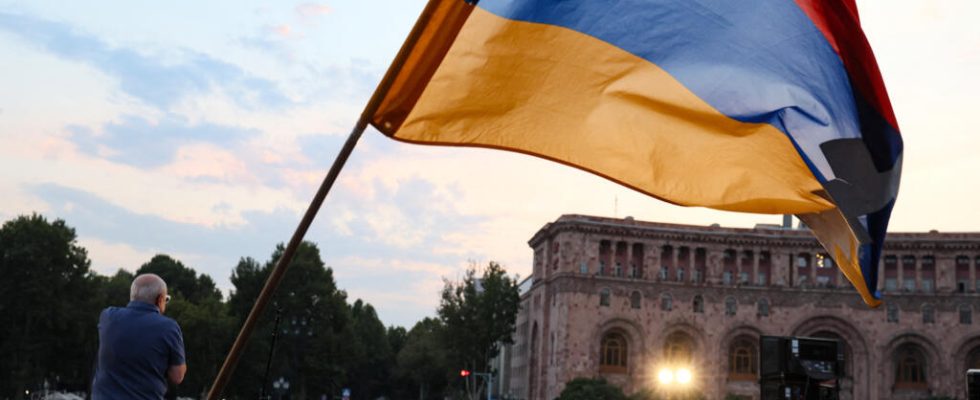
left=282, top=310, right=314, bottom=399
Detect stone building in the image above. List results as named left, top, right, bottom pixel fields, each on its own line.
left=503, top=214, right=980, bottom=400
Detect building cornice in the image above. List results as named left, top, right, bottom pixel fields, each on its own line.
left=528, top=214, right=980, bottom=252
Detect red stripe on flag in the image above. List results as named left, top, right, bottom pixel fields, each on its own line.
left=794, top=0, right=899, bottom=132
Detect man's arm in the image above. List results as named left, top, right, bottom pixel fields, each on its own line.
left=166, top=321, right=187, bottom=385
left=167, top=364, right=186, bottom=385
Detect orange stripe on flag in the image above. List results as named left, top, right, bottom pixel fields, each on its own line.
left=376, top=7, right=834, bottom=215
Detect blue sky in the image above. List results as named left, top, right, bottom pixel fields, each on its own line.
left=1, top=0, right=978, bottom=327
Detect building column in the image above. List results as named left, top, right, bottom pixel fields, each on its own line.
left=707, top=247, right=722, bottom=285
left=897, top=255, right=904, bottom=289
left=786, top=250, right=795, bottom=287
left=971, top=257, right=977, bottom=292
left=752, top=247, right=760, bottom=285
left=647, top=240, right=658, bottom=280
left=669, top=245, right=677, bottom=281
left=624, top=241, right=632, bottom=278
left=915, top=253, right=922, bottom=291
left=877, top=256, right=885, bottom=292
left=688, top=247, right=696, bottom=283
left=810, top=251, right=818, bottom=283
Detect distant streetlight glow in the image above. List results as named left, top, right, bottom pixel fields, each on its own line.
left=658, top=368, right=674, bottom=384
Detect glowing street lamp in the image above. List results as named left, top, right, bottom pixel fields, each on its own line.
left=676, top=368, right=692, bottom=384
left=657, top=366, right=694, bottom=387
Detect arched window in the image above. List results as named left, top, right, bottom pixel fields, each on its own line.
left=757, top=298, right=770, bottom=317
left=894, top=344, right=927, bottom=389
left=967, top=346, right=980, bottom=370
left=660, top=293, right=673, bottom=311
left=600, top=332, right=628, bottom=373
left=630, top=291, right=642, bottom=309
left=886, top=304, right=899, bottom=323
left=599, top=288, right=611, bottom=307
left=960, top=304, right=973, bottom=325
left=693, top=295, right=704, bottom=314
left=921, top=304, right=935, bottom=324
left=729, top=336, right=757, bottom=380
left=664, top=332, right=694, bottom=364
left=725, top=296, right=737, bottom=316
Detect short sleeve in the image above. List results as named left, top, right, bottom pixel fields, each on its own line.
left=168, top=322, right=186, bottom=366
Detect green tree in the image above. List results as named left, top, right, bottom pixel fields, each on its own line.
left=225, top=242, right=351, bottom=400
left=97, top=269, right=135, bottom=307
left=136, top=254, right=222, bottom=303
left=0, top=214, right=100, bottom=399
left=387, top=326, right=408, bottom=360
left=164, top=295, right=235, bottom=398
left=396, top=317, right=450, bottom=400
left=438, top=261, right=520, bottom=400
left=345, top=300, right=393, bottom=399
left=386, top=325, right=414, bottom=399
left=557, top=378, right=628, bottom=400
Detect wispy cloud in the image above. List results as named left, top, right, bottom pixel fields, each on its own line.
left=269, top=24, right=295, bottom=39
left=0, top=12, right=291, bottom=110
left=30, top=177, right=489, bottom=326
left=30, top=174, right=486, bottom=262
left=295, top=3, right=333, bottom=20
left=68, top=114, right=259, bottom=169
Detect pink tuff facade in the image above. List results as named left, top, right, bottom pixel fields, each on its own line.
left=503, top=215, right=980, bottom=400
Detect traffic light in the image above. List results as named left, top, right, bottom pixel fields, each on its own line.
left=460, top=369, right=471, bottom=377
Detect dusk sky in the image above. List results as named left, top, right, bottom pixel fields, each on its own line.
left=1, top=0, right=977, bottom=328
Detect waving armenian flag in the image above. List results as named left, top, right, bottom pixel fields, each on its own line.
left=370, top=0, right=902, bottom=306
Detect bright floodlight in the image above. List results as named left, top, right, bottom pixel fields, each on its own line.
left=657, top=368, right=674, bottom=384
left=677, top=368, right=692, bottom=384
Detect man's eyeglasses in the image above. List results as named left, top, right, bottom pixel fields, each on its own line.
left=165, top=294, right=171, bottom=304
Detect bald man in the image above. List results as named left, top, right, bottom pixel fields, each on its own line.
left=92, top=273, right=187, bottom=399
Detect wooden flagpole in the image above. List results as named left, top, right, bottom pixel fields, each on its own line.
left=206, top=1, right=446, bottom=398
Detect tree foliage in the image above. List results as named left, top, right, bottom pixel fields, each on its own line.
left=0, top=214, right=99, bottom=399
left=0, top=214, right=527, bottom=400
left=136, top=254, right=222, bottom=303
left=557, top=378, right=628, bottom=400
left=438, top=261, right=521, bottom=399
left=346, top=300, right=393, bottom=399
left=225, top=242, right=352, bottom=400
left=396, top=317, right=450, bottom=400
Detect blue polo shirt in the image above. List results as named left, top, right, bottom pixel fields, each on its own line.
left=92, top=301, right=185, bottom=400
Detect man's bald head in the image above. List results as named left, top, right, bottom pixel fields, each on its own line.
left=131, top=273, right=168, bottom=304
